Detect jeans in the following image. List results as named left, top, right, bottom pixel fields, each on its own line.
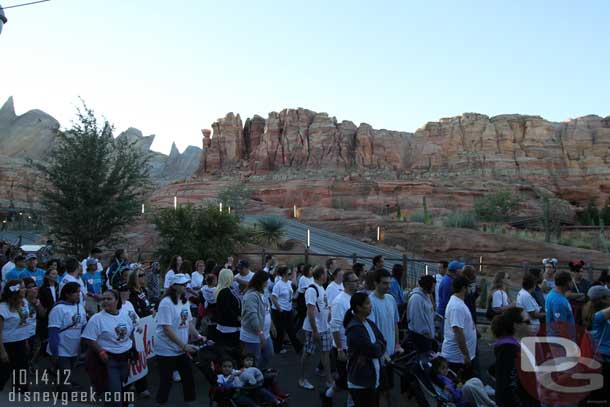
left=106, top=357, right=129, bottom=407
left=234, top=387, right=277, bottom=406
left=242, top=337, right=273, bottom=369
left=156, top=354, right=195, bottom=403
left=272, top=309, right=302, bottom=354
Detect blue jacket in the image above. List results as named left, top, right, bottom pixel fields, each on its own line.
left=437, top=274, right=455, bottom=317
left=345, top=317, right=386, bottom=389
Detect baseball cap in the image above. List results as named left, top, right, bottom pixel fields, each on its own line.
left=86, top=258, right=98, bottom=266
left=587, top=285, right=610, bottom=301
left=25, top=253, right=37, bottom=261
left=171, top=273, right=190, bottom=285
left=448, top=260, right=464, bottom=272
left=237, top=260, right=249, bottom=270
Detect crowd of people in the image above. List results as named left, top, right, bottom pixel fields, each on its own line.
left=1, top=237, right=610, bottom=407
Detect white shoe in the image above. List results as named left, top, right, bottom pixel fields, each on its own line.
left=172, top=371, right=181, bottom=382
left=279, top=348, right=288, bottom=354
left=484, top=384, right=495, bottom=396
left=139, top=389, right=151, bottom=398
left=298, top=379, right=315, bottom=390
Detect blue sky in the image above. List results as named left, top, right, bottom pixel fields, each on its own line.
left=1, top=0, right=609, bottom=154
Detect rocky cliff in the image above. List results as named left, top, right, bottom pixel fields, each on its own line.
left=195, top=109, right=610, bottom=205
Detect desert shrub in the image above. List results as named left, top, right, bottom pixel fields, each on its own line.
left=442, top=211, right=479, bottom=229
left=409, top=210, right=426, bottom=223
left=474, top=191, right=522, bottom=222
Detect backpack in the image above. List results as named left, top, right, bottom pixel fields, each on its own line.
left=307, top=284, right=321, bottom=312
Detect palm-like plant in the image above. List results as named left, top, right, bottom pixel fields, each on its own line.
left=252, top=216, right=286, bottom=249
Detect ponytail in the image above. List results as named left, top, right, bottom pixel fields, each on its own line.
left=343, top=308, right=355, bottom=328
left=343, top=292, right=369, bottom=328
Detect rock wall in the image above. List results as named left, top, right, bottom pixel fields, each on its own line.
left=196, top=110, right=610, bottom=204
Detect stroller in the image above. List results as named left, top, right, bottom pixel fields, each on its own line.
left=391, top=351, right=457, bottom=407
left=192, top=340, right=287, bottom=407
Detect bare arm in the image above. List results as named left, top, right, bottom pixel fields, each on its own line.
left=453, top=326, right=470, bottom=363
left=307, top=304, right=318, bottom=334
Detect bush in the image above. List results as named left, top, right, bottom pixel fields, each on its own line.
left=409, top=210, right=426, bottom=223
left=474, top=191, right=522, bottom=222
left=442, top=211, right=479, bottom=229
left=252, top=216, right=286, bottom=249
left=153, top=205, right=247, bottom=268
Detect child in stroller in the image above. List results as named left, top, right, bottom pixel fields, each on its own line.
left=194, top=342, right=287, bottom=407
left=391, top=352, right=495, bottom=407
left=216, top=358, right=283, bottom=407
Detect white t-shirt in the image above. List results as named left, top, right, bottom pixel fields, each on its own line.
left=201, top=285, right=216, bottom=308
left=154, top=296, right=193, bottom=356
left=59, top=273, right=86, bottom=304
left=302, top=282, right=329, bottom=333
left=271, top=280, right=293, bottom=311
left=120, top=300, right=140, bottom=328
left=80, top=257, right=103, bottom=275
left=1, top=261, right=15, bottom=281
left=163, top=269, right=176, bottom=290
left=369, top=293, right=400, bottom=356
left=0, top=299, right=32, bottom=343
left=234, top=271, right=254, bottom=289
left=516, top=288, right=541, bottom=327
left=82, top=310, right=134, bottom=354
left=491, top=290, right=509, bottom=308
left=330, top=291, right=351, bottom=349
left=190, top=271, right=204, bottom=290
left=297, top=275, right=314, bottom=294
left=47, top=302, right=87, bottom=356
left=25, top=300, right=37, bottom=337
left=326, top=281, right=344, bottom=307
left=441, top=295, right=477, bottom=363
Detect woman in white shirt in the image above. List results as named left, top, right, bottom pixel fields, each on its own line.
left=163, top=255, right=183, bottom=290
left=47, top=281, right=87, bottom=390
left=515, top=274, right=545, bottom=334
left=0, top=280, right=30, bottom=392
left=296, top=264, right=314, bottom=329
left=271, top=266, right=303, bottom=354
left=154, top=273, right=204, bottom=404
left=82, top=289, right=136, bottom=406
left=491, top=272, right=512, bottom=313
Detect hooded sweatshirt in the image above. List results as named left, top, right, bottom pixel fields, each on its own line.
left=407, top=287, right=434, bottom=337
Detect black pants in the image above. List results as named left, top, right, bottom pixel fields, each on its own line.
left=134, top=375, right=148, bottom=393
left=215, top=328, right=242, bottom=362
left=0, top=340, right=29, bottom=392
left=272, top=309, right=302, bottom=354
left=156, top=354, right=195, bottom=403
left=349, top=388, right=379, bottom=407
left=409, top=331, right=433, bottom=354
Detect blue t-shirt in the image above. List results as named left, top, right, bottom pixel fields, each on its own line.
left=5, top=267, right=27, bottom=281
left=591, top=311, right=610, bottom=359
left=545, top=289, right=575, bottom=340
left=82, top=271, right=103, bottom=295
left=437, top=274, right=454, bottom=317
left=389, top=277, right=405, bottom=305
left=19, top=268, right=45, bottom=287
left=368, top=293, right=400, bottom=355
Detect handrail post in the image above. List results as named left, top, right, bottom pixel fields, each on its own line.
left=304, top=248, right=309, bottom=266
left=352, top=253, right=357, bottom=265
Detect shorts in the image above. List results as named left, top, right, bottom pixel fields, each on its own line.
left=303, top=330, right=332, bottom=354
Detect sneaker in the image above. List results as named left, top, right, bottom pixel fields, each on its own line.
left=298, top=379, right=315, bottom=390
left=279, top=348, right=288, bottom=354
left=172, top=371, right=181, bottom=382
left=139, top=389, right=151, bottom=398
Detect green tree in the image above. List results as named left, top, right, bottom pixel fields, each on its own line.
left=579, top=198, right=600, bottom=225
left=252, top=216, right=286, bottom=249
left=153, top=205, right=247, bottom=267
left=217, top=183, right=253, bottom=214
left=600, top=194, right=610, bottom=226
left=36, top=102, right=150, bottom=257
left=474, top=191, right=522, bottom=222
left=422, top=196, right=432, bottom=225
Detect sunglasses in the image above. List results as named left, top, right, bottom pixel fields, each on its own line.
left=518, top=319, right=532, bottom=325
left=101, top=297, right=116, bottom=301
left=138, top=274, right=145, bottom=277
left=345, top=279, right=360, bottom=283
